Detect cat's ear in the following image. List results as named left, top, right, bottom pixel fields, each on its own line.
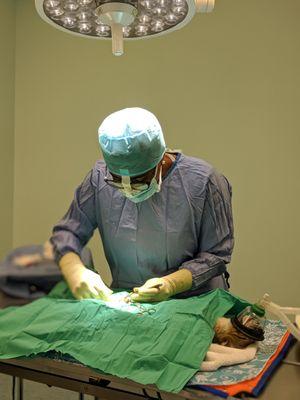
left=220, top=339, right=229, bottom=346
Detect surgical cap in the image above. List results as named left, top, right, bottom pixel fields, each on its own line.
left=98, top=107, right=166, bottom=177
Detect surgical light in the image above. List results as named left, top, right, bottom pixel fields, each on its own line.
left=35, top=0, right=215, bottom=56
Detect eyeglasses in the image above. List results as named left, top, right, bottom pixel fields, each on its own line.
left=104, top=168, right=156, bottom=190
left=104, top=177, right=149, bottom=190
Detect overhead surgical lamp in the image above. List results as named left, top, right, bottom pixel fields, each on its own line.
left=35, top=0, right=215, bottom=56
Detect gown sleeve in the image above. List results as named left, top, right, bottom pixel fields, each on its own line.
left=179, top=170, right=234, bottom=290
left=50, top=170, right=98, bottom=263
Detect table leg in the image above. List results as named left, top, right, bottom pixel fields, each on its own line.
left=15, top=377, right=23, bottom=400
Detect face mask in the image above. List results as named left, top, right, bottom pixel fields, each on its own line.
left=119, top=164, right=162, bottom=203
left=231, top=304, right=266, bottom=341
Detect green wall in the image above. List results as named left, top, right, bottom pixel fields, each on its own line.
left=0, top=0, right=16, bottom=258
left=13, top=0, right=300, bottom=304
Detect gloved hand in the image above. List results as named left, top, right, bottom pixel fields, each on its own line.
left=59, top=252, right=113, bottom=300
left=130, top=269, right=192, bottom=302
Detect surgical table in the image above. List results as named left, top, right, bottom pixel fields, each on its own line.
left=0, top=291, right=299, bottom=400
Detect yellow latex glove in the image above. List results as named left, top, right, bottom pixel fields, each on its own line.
left=130, top=269, right=193, bottom=302
left=59, top=252, right=113, bottom=300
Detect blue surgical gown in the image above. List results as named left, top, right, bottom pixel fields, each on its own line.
left=50, top=153, right=234, bottom=295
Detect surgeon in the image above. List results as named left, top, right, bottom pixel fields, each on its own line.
left=50, top=107, right=234, bottom=302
